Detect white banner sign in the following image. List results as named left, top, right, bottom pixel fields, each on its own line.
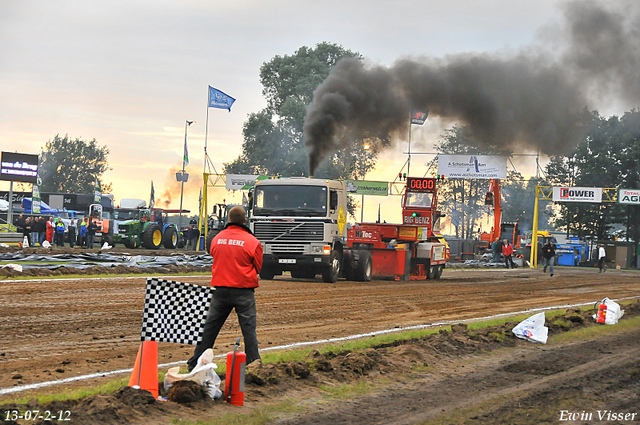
left=618, top=188, right=640, bottom=204
left=226, top=174, right=260, bottom=191
left=438, top=155, right=507, bottom=179
left=553, top=187, right=602, bottom=203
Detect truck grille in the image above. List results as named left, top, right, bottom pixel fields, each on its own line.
left=270, top=244, right=306, bottom=254
left=254, top=222, right=324, bottom=242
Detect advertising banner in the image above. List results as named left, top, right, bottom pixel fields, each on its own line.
left=226, top=174, right=270, bottom=191
left=0, top=152, right=39, bottom=184
left=553, top=187, right=602, bottom=203
left=32, top=185, right=41, bottom=215
left=618, top=188, right=640, bottom=205
left=345, top=180, right=389, bottom=196
left=438, top=155, right=507, bottom=179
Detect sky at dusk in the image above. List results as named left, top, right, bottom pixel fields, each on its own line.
left=1, top=0, right=637, bottom=223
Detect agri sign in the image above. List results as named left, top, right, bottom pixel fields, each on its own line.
left=618, top=188, right=640, bottom=205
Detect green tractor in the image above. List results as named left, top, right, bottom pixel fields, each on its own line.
left=115, top=208, right=180, bottom=249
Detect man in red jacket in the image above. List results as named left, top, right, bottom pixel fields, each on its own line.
left=187, top=206, right=263, bottom=371
left=502, top=239, right=516, bottom=269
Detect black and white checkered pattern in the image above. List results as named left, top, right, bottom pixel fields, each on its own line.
left=140, top=278, right=214, bottom=345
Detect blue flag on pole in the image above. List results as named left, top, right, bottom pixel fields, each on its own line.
left=208, top=86, right=236, bottom=112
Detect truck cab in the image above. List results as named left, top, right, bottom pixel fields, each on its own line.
left=249, top=177, right=348, bottom=282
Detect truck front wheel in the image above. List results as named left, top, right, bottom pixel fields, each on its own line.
left=322, top=250, right=342, bottom=283
left=260, top=267, right=275, bottom=280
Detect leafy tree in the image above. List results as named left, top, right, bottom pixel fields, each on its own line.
left=39, top=134, right=112, bottom=194
left=225, top=42, right=371, bottom=181
left=544, top=109, right=640, bottom=241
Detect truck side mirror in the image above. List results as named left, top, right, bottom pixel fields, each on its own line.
left=330, top=192, right=338, bottom=210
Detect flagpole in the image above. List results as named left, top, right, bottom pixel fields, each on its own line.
left=407, top=111, right=412, bottom=177
left=199, top=89, right=211, bottom=252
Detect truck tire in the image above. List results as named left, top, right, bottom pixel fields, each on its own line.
left=142, top=223, right=162, bottom=249
left=260, top=267, right=275, bottom=280
left=322, top=250, right=342, bottom=283
left=355, top=250, right=372, bottom=282
left=162, top=226, right=178, bottom=249
left=434, top=265, right=444, bottom=279
left=105, top=234, right=114, bottom=247
left=343, top=254, right=357, bottom=281
left=427, top=265, right=436, bottom=280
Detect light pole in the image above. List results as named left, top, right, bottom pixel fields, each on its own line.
left=360, top=143, right=371, bottom=223
left=177, top=120, right=194, bottom=243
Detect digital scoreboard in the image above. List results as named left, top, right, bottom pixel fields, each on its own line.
left=0, top=152, right=39, bottom=184
left=406, top=177, right=436, bottom=192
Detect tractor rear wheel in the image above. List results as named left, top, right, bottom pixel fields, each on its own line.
left=162, top=226, right=178, bottom=249
left=142, top=223, right=162, bottom=249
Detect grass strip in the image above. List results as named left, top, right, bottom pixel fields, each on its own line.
left=2, top=302, right=636, bottom=406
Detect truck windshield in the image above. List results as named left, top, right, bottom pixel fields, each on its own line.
left=405, top=192, right=433, bottom=208
left=114, top=209, right=138, bottom=220
left=254, top=185, right=327, bottom=217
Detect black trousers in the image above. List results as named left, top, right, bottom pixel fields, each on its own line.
left=188, top=286, right=260, bottom=371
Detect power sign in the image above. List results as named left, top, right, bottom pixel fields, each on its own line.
left=552, top=187, right=602, bottom=203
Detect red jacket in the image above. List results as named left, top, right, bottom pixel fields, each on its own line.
left=210, top=224, right=263, bottom=289
left=502, top=243, right=514, bottom=256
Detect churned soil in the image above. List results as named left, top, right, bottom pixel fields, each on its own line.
left=1, top=259, right=639, bottom=424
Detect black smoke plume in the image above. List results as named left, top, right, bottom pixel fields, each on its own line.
left=304, top=0, right=640, bottom=176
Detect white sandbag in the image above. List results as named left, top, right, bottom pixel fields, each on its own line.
left=101, top=242, right=112, bottom=250
left=164, top=348, right=222, bottom=399
left=512, top=312, right=548, bottom=344
left=2, top=264, right=23, bottom=272
left=42, top=240, right=51, bottom=248
left=593, top=297, right=624, bottom=325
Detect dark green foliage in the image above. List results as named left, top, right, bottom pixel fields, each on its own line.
left=39, top=134, right=112, bottom=194
left=224, top=42, right=375, bottom=183
left=544, top=109, right=640, bottom=241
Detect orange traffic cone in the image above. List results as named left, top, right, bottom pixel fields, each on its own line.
left=128, top=341, right=159, bottom=398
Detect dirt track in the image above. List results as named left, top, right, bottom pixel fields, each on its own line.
left=1, top=265, right=638, bottom=397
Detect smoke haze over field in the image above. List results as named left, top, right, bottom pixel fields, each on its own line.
left=304, top=0, right=640, bottom=175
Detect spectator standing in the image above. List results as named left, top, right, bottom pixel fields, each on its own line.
left=187, top=206, right=263, bottom=372
left=597, top=244, right=607, bottom=273
left=68, top=219, right=76, bottom=248
left=491, top=237, right=502, bottom=262
left=191, top=225, right=200, bottom=251
left=15, top=214, right=25, bottom=234
left=55, top=218, right=65, bottom=247
left=23, top=217, right=32, bottom=244
left=541, top=240, right=556, bottom=277
left=45, top=217, right=55, bottom=244
left=185, top=225, right=194, bottom=250
left=79, top=219, right=88, bottom=247
left=30, top=217, right=40, bottom=247
left=502, top=239, right=515, bottom=269
left=87, top=220, right=98, bottom=249
left=37, top=216, right=46, bottom=246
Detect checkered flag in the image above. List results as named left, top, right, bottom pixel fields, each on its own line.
left=140, top=278, right=214, bottom=345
